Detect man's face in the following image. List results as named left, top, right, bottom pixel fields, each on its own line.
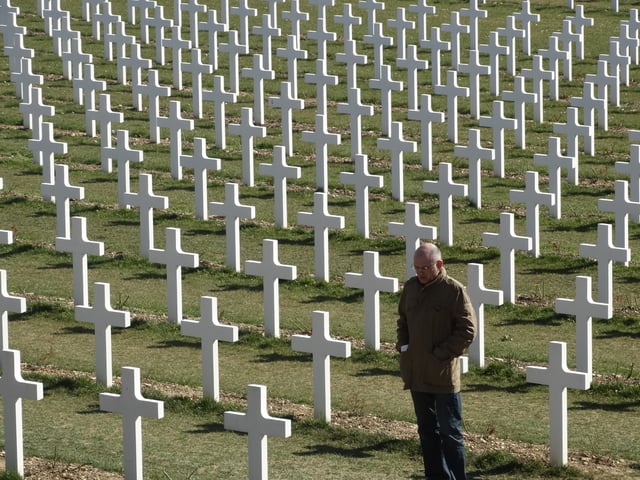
left=413, top=252, right=440, bottom=285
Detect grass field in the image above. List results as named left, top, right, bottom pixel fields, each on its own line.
left=1, top=0, right=640, bottom=478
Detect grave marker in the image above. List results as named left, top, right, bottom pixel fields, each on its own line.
left=521, top=54, right=554, bottom=123
left=204, top=75, right=237, bottom=149
left=377, top=120, right=416, bottom=202
left=242, top=53, right=275, bottom=125
left=291, top=311, right=351, bottom=421
left=75, top=282, right=131, bottom=386
left=198, top=9, right=226, bottom=71
left=304, top=58, right=338, bottom=117
left=40, top=163, right=85, bottom=239
left=339, top=153, right=383, bottom=238
left=467, top=263, right=503, bottom=367
left=407, top=93, right=445, bottom=171
left=526, top=342, right=590, bottom=466
left=388, top=202, right=437, bottom=280
left=585, top=59, right=619, bottom=108
left=157, top=100, right=194, bottom=180
left=245, top=239, right=297, bottom=338
left=181, top=296, right=239, bottom=400
left=409, top=0, right=436, bottom=45
left=387, top=7, right=414, bottom=60
left=482, top=212, right=532, bottom=303
left=282, top=0, right=309, bottom=42
left=454, top=128, right=494, bottom=208
left=73, top=62, right=106, bottom=110
left=301, top=113, right=341, bottom=192
left=162, top=25, right=191, bottom=90
left=458, top=48, right=490, bottom=120
left=229, top=107, right=267, bottom=187
left=433, top=69, right=468, bottom=144
left=86, top=94, right=123, bottom=157
left=105, top=129, right=144, bottom=208
left=501, top=76, right=536, bottom=149
left=0, top=269, right=27, bottom=351
left=422, top=26, right=450, bottom=87
left=441, top=11, right=469, bottom=70
left=148, top=227, right=199, bottom=324
left=513, top=0, right=539, bottom=55
left=423, top=162, right=468, bottom=246
left=268, top=81, right=304, bottom=157
left=363, top=21, right=392, bottom=80
left=19, top=86, right=54, bottom=132
left=259, top=146, right=302, bottom=228
left=100, top=367, right=164, bottom=480
left=55, top=216, right=105, bottom=307
left=135, top=69, right=171, bottom=143
left=180, top=137, right=221, bottom=220
left=569, top=81, right=607, bottom=132
left=253, top=13, right=280, bottom=71
left=598, top=179, right=640, bottom=253
left=297, top=192, right=345, bottom=282
left=479, top=31, right=509, bottom=96
left=533, top=136, right=578, bottom=219
left=344, top=251, right=398, bottom=350
left=460, top=0, right=487, bottom=51
left=337, top=87, right=374, bottom=158
left=552, top=106, right=594, bottom=158
left=0, top=349, right=43, bottom=477
left=181, top=48, right=212, bottom=119
left=27, top=121, right=67, bottom=200
left=497, top=15, right=525, bottom=75
left=220, top=30, right=249, bottom=94
left=11, top=57, right=43, bottom=101
left=230, top=0, right=257, bottom=49
left=224, top=384, right=291, bottom=480
left=396, top=44, right=428, bottom=112
left=209, top=183, right=256, bottom=272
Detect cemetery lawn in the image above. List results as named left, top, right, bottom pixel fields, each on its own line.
left=1, top=0, right=640, bottom=479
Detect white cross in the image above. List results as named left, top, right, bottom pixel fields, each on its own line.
left=567, top=4, right=594, bottom=60
left=434, top=70, right=468, bottom=144
left=181, top=137, right=221, bottom=220
left=0, top=349, right=43, bottom=477
left=337, top=87, right=374, bottom=158
left=148, top=5, right=173, bottom=65
left=369, top=63, right=403, bottom=137
left=409, top=0, right=436, bottom=45
left=75, top=282, right=131, bottom=386
left=501, top=76, right=536, bottom=149
left=181, top=296, right=238, bottom=400
left=162, top=25, right=191, bottom=89
left=408, top=93, right=445, bottom=171
left=423, top=162, right=468, bottom=246
left=27, top=121, right=67, bottom=199
left=10, top=57, right=42, bottom=101
left=86, top=94, right=123, bottom=157
left=377, top=120, right=416, bottom=202
left=460, top=0, right=487, bottom=50
left=482, top=212, right=531, bottom=303
left=479, top=31, right=509, bottom=96
left=198, top=9, right=226, bottom=71
left=224, top=384, right=291, bottom=480
left=579, top=223, right=630, bottom=307
left=334, top=2, right=361, bottom=43
left=245, top=239, right=297, bottom=338
left=301, top=113, right=341, bottom=192
left=157, top=100, right=194, bottom=180
left=441, top=11, right=469, bottom=70
left=229, top=107, right=267, bottom=187
left=521, top=54, right=554, bottom=123
left=181, top=0, right=207, bottom=47
left=148, top=227, right=199, bottom=324
left=513, top=0, right=539, bottom=55
left=533, top=136, right=577, bottom=218
left=258, top=146, right=302, bottom=228
left=344, top=251, right=398, bottom=350
left=509, top=171, right=555, bottom=257
left=569, top=81, right=607, bottom=132
left=585, top=59, right=619, bottom=108
left=363, top=21, right=392, bottom=80
left=40, top=163, right=85, bottom=239
left=497, top=15, right=525, bottom=75
left=0, top=269, right=26, bottom=351
left=282, top=0, right=309, bottom=42
left=209, top=183, right=256, bottom=272
left=304, top=58, right=338, bottom=117
left=556, top=275, right=612, bottom=381
left=600, top=38, right=631, bottom=87
left=100, top=367, right=164, bottom=480
left=467, top=263, right=503, bottom=367
left=297, top=192, right=345, bottom=282
left=252, top=13, right=280, bottom=71
left=19, top=86, right=54, bottom=132
left=539, top=34, right=569, bottom=100
left=388, top=202, right=437, bottom=280
left=396, top=44, right=428, bottom=112
left=458, top=48, right=490, bottom=120
left=268, top=81, right=304, bottom=157
left=203, top=74, right=237, bottom=149
left=119, top=43, right=151, bottom=109
left=336, top=38, right=367, bottom=92
left=73, top=62, right=106, bottom=109
left=181, top=48, right=212, bottom=119
left=387, top=7, right=414, bottom=60
left=124, top=173, right=169, bottom=258
left=106, top=129, right=144, bottom=208
left=339, top=153, right=383, bottom=238
left=220, top=29, right=249, bottom=94
left=242, top=53, right=275, bottom=125
left=454, top=128, right=494, bottom=208
left=598, top=179, right=640, bottom=252
left=615, top=144, right=640, bottom=216
left=55, top=216, right=105, bottom=307
left=291, top=311, right=351, bottom=421
left=526, top=342, right=589, bottom=466
left=134, top=69, right=171, bottom=143
left=422, top=26, right=450, bottom=87
left=230, top=0, right=257, bottom=49
left=553, top=106, right=594, bottom=158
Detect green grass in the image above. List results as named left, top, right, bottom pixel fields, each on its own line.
left=1, top=0, right=640, bottom=478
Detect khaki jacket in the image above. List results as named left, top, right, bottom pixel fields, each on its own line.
left=397, top=267, right=476, bottom=393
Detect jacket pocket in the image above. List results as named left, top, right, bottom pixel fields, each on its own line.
left=399, top=351, right=412, bottom=387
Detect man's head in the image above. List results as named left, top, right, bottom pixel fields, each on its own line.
left=413, top=242, right=443, bottom=285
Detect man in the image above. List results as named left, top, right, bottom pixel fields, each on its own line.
left=397, top=242, right=476, bottom=480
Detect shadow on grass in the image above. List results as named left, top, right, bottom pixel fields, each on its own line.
left=595, top=329, right=640, bottom=340
left=301, top=290, right=363, bottom=304
left=253, top=351, right=310, bottom=363
left=215, top=280, right=263, bottom=293
left=188, top=421, right=227, bottom=434
left=496, top=311, right=562, bottom=326
left=294, top=437, right=414, bottom=459
left=572, top=399, right=640, bottom=413
left=149, top=338, right=200, bottom=349
left=354, top=366, right=397, bottom=377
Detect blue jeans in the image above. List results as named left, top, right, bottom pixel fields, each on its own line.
left=410, top=391, right=467, bottom=480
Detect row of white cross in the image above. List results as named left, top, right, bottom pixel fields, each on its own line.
left=1, top=0, right=640, bottom=476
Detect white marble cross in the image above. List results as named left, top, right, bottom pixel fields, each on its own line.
left=388, top=202, right=437, bottom=280
left=556, top=275, right=611, bottom=381
left=422, top=162, right=468, bottom=246
left=460, top=0, right=487, bottom=51
left=291, top=310, right=351, bottom=421
left=11, top=57, right=43, bottom=101
left=180, top=137, right=221, bottom=220
left=181, top=296, right=238, bottom=400
left=497, top=15, right=525, bottom=76
left=75, top=282, right=131, bottom=386
left=100, top=367, right=164, bottom=480
left=0, top=269, right=26, bottom=351
left=229, top=107, right=267, bottom=187
left=585, top=59, right=619, bottom=108
left=209, top=182, right=256, bottom=272
left=297, top=192, right=345, bottom=282
left=337, top=87, right=374, bottom=158
left=509, top=171, right=555, bottom=257
left=135, top=69, right=171, bottom=143
left=409, top=0, right=436, bottom=45
left=533, top=136, right=578, bottom=219
left=245, top=239, right=297, bottom=338
left=224, top=384, right=291, bottom=480
left=539, top=34, right=569, bottom=101
left=458, top=48, right=490, bottom=120
left=526, top=342, right=590, bottom=466
left=334, top=2, right=361, bottom=43
left=148, top=227, right=199, bottom=324
left=107, top=129, right=144, bottom=208
left=407, top=93, right=445, bottom=171
left=157, top=100, right=194, bottom=180
left=259, top=146, right=302, bottom=228
left=369, top=63, right=403, bottom=137
left=615, top=144, right=640, bottom=215
left=282, top=0, right=309, bottom=41
left=268, top=81, right=304, bottom=157
left=242, top=53, right=275, bottom=125
left=124, top=173, right=169, bottom=259
left=521, top=54, right=554, bottom=123
left=308, top=15, right=337, bottom=63
left=479, top=31, right=509, bottom=96
left=396, top=44, right=428, bottom=112
left=467, top=263, right=503, bottom=367
left=230, top=0, right=257, bottom=49
left=55, top=216, right=105, bottom=307
left=482, top=212, right=532, bottom=303
left=40, top=163, right=85, bottom=239
left=28, top=121, right=67, bottom=200
left=305, top=58, right=338, bottom=117
left=598, top=179, right=640, bottom=252
left=567, top=4, right=593, bottom=60
left=570, top=81, right=607, bottom=132
left=480, top=100, right=518, bottom=178
left=73, top=62, right=105, bottom=110
left=433, top=69, right=468, bottom=144
left=513, top=0, right=539, bottom=55
left=219, top=30, right=248, bottom=94
left=181, top=48, right=212, bottom=119
left=204, top=75, right=237, bottom=149
left=198, top=9, right=226, bottom=71
left=552, top=106, right=594, bottom=158
left=162, top=24, right=191, bottom=89
left=336, top=39, right=367, bottom=92
left=252, top=13, right=280, bottom=71
left=0, top=349, right=43, bottom=477
left=344, top=251, right=398, bottom=350
left=454, top=128, right=494, bottom=208
left=86, top=94, right=123, bottom=154
left=181, top=0, right=207, bottom=47
left=387, top=6, right=414, bottom=60
left=600, top=38, right=630, bottom=87
left=339, top=153, right=383, bottom=238
left=441, top=11, right=469, bottom=70
left=19, top=86, right=54, bottom=132
left=148, top=4, right=173, bottom=65
left=579, top=223, right=630, bottom=306
left=377, top=121, right=416, bottom=202
left=501, top=76, right=536, bottom=149
left=301, top=113, right=341, bottom=192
